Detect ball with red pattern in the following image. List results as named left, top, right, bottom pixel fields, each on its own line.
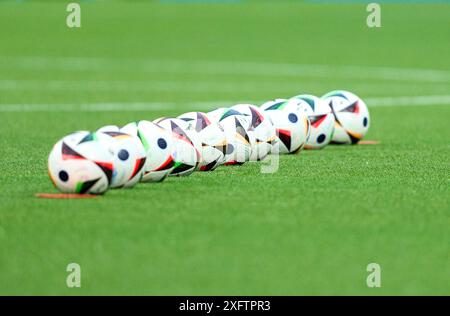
left=121, top=121, right=175, bottom=182
left=96, top=127, right=147, bottom=189
left=153, top=117, right=202, bottom=176
left=289, top=94, right=335, bottom=150
left=48, top=131, right=114, bottom=194
left=322, top=90, right=370, bottom=144
left=230, top=104, right=276, bottom=161
left=260, top=99, right=310, bottom=154
left=177, top=112, right=227, bottom=171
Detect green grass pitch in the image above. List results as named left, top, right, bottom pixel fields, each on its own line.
left=0, top=1, right=449, bottom=295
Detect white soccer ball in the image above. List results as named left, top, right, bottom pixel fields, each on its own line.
left=177, top=112, right=227, bottom=171
left=230, top=104, right=276, bottom=161
left=48, top=131, right=114, bottom=194
left=207, top=107, right=228, bottom=123
left=322, top=90, right=370, bottom=144
left=260, top=99, right=310, bottom=154
left=260, top=98, right=295, bottom=111
left=153, top=117, right=201, bottom=176
left=96, top=128, right=147, bottom=188
left=121, top=121, right=175, bottom=182
left=207, top=108, right=253, bottom=165
left=289, top=94, right=335, bottom=149
left=97, top=125, right=120, bottom=133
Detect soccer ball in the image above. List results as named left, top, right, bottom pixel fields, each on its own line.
left=290, top=94, right=335, bottom=149
left=260, top=99, right=310, bottom=154
left=97, top=125, right=121, bottom=133
left=121, top=121, right=175, bottom=182
left=322, top=90, right=370, bottom=144
left=230, top=104, right=276, bottom=161
left=177, top=112, right=227, bottom=171
left=48, top=131, right=114, bottom=194
left=153, top=117, right=202, bottom=176
left=96, top=128, right=147, bottom=188
left=260, top=98, right=294, bottom=111
left=207, top=107, right=228, bottom=123
left=207, top=108, right=253, bottom=165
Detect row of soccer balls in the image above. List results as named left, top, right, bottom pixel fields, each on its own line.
left=48, top=90, right=370, bottom=194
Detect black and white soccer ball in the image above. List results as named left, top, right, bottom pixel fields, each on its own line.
left=153, top=117, right=202, bottom=176
left=96, top=126, right=147, bottom=189
left=289, top=94, right=335, bottom=149
left=322, top=90, right=370, bottom=144
left=121, top=121, right=175, bottom=182
left=206, top=108, right=254, bottom=165
left=260, top=99, right=310, bottom=154
left=48, top=131, right=114, bottom=194
left=230, top=104, right=276, bottom=161
left=177, top=112, right=227, bottom=171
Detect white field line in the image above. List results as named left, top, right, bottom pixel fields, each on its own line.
left=365, top=95, right=450, bottom=107
left=0, top=79, right=278, bottom=93
left=0, top=79, right=352, bottom=93
left=1, top=56, right=450, bottom=83
left=0, top=101, right=235, bottom=112
left=0, top=95, right=449, bottom=112
left=0, top=79, right=447, bottom=94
